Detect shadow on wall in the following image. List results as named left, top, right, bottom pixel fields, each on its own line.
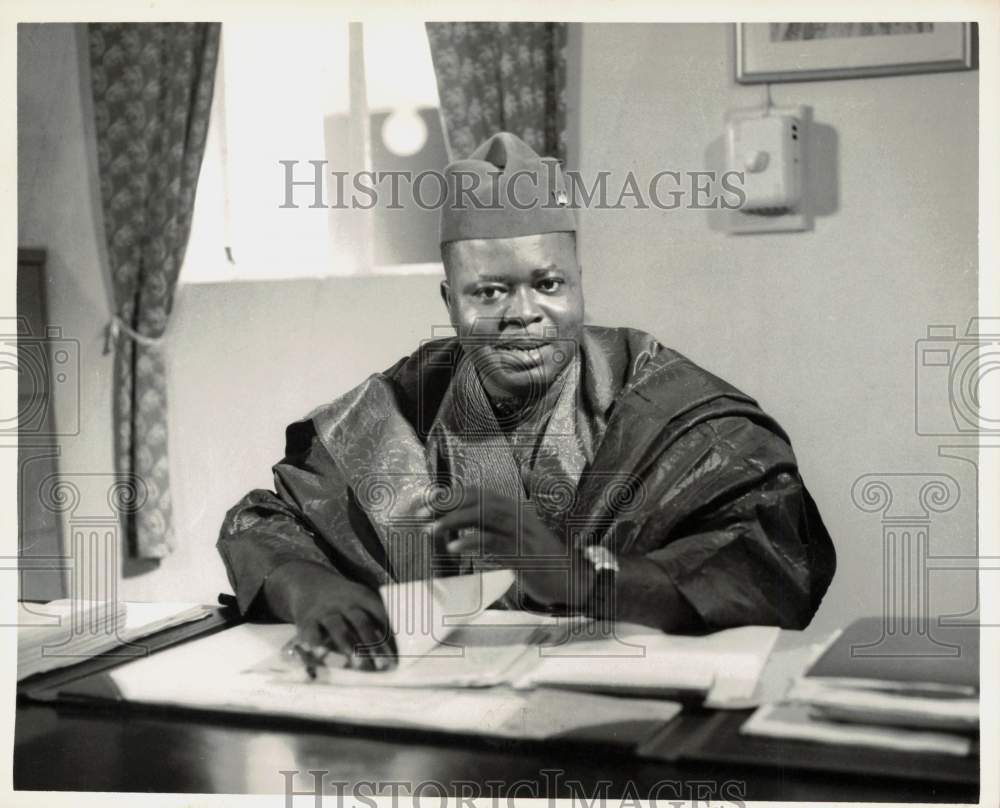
left=704, top=108, right=840, bottom=233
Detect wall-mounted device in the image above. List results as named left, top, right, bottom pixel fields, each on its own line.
left=724, top=105, right=809, bottom=233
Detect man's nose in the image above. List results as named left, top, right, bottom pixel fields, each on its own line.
left=501, top=287, right=543, bottom=328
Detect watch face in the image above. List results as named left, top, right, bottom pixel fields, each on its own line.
left=585, top=545, right=620, bottom=573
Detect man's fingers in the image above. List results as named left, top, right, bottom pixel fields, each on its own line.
left=482, top=496, right=515, bottom=532
left=445, top=530, right=513, bottom=558
left=432, top=505, right=483, bottom=533
left=344, top=608, right=396, bottom=670
left=353, top=595, right=400, bottom=659
left=317, top=614, right=362, bottom=668
left=433, top=505, right=515, bottom=537
left=365, top=633, right=398, bottom=668
left=445, top=532, right=483, bottom=554
left=297, top=621, right=327, bottom=651
left=357, top=602, right=399, bottom=659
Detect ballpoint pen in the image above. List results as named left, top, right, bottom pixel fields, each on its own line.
left=282, top=639, right=327, bottom=680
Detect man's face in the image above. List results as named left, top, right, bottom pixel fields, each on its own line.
left=441, top=232, right=584, bottom=403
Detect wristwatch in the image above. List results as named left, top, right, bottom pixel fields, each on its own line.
left=580, top=544, right=620, bottom=617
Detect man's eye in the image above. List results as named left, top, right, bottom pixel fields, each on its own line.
left=537, top=278, right=564, bottom=293
left=475, top=287, right=504, bottom=301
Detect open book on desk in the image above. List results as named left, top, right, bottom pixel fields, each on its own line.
left=253, top=570, right=780, bottom=703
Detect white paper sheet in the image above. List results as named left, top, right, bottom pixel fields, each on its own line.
left=704, top=630, right=831, bottom=709
left=106, top=621, right=682, bottom=740
left=241, top=570, right=780, bottom=699
left=742, top=702, right=973, bottom=756
left=787, top=678, right=979, bottom=730
left=514, top=623, right=780, bottom=702
left=381, top=569, right=516, bottom=662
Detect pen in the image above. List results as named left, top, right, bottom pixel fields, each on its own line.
left=283, top=639, right=326, bottom=681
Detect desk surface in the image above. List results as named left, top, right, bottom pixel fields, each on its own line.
left=12, top=610, right=980, bottom=802
left=13, top=701, right=977, bottom=801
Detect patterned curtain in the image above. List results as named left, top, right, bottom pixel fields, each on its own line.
left=425, top=22, right=567, bottom=161
left=89, top=23, right=221, bottom=559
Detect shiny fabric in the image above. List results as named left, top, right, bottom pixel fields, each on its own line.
left=218, top=325, right=836, bottom=630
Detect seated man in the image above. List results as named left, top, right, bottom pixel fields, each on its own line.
left=217, top=132, right=836, bottom=671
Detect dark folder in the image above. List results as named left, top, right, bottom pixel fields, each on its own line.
left=638, top=618, right=980, bottom=788
left=805, top=617, right=978, bottom=692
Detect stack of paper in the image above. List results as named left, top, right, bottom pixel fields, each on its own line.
left=742, top=702, right=974, bottom=756
left=17, top=599, right=211, bottom=681
left=785, top=677, right=978, bottom=733
left=511, top=620, right=779, bottom=702
left=18, top=600, right=127, bottom=680
left=741, top=618, right=979, bottom=756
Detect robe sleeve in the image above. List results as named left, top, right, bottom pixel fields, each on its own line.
left=217, top=419, right=391, bottom=617
left=622, top=416, right=835, bottom=631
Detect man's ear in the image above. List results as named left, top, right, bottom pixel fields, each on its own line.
left=440, top=278, right=452, bottom=312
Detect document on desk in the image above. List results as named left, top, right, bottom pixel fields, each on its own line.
left=42, top=571, right=773, bottom=746
left=94, top=620, right=683, bottom=742
left=515, top=620, right=780, bottom=702
left=251, top=569, right=560, bottom=687
left=249, top=570, right=779, bottom=701
left=61, top=571, right=787, bottom=742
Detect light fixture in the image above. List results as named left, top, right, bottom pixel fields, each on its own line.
left=381, top=107, right=428, bottom=157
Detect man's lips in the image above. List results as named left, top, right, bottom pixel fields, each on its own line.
left=491, top=342, right=550, bottom=374
left=493, top=339, right=549, bottom=352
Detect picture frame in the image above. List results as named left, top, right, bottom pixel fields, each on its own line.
left=735, top=22, right=976, bottom=84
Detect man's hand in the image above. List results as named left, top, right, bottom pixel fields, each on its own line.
left=264, top=560, right=396, bottom=671
left=431, top=489, right=574, bottom=607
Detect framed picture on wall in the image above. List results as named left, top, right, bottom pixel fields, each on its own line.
left=735, top=22, right=976, bottom=83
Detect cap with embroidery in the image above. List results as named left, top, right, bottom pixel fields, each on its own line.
left=440, top=132, right=575, bottom=244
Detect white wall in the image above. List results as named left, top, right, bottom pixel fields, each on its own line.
left=19, top=23, right=981, bottom=636
left=573, top=23, right=979, bottom=635
left=153, top=274, right=443, bottom=603
left=17, top=24, right=117, bottom=598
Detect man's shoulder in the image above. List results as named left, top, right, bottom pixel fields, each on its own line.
left=285, top=337, right=461, bottom=453
left=582, top=323, right=660, bottom=359
left=587, top=324, right=763, bottom=423
left=583, top=324, right=749, bottom=399
left=589, top=326, right=792, bottom=453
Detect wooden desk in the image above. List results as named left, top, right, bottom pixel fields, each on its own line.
left=13, top=701, right=977, bottom=800
left=13, top=612, right=979, bottom=801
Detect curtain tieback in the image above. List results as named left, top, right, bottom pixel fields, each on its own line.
left=103, top=316, right=166, bottom=355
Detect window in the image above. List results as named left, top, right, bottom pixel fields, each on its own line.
left=181, top=21, right=446, bottom=283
